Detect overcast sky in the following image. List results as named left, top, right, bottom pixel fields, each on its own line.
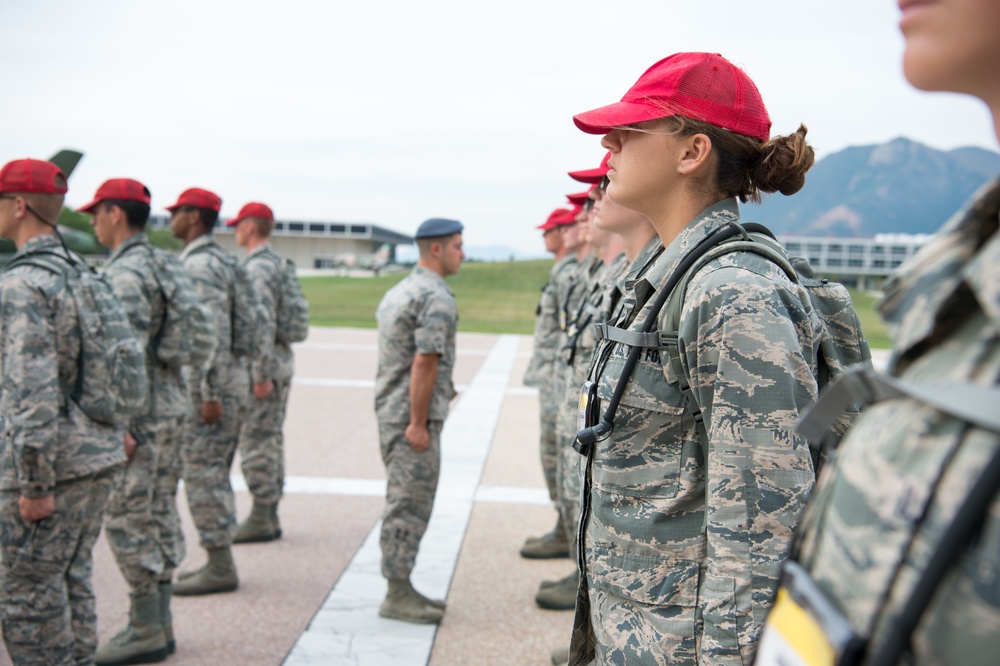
left=2, top=0, right=997, bottom=256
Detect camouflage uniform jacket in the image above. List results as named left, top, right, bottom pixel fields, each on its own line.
left=104, top=234, right=192, bottom=424
left=243, top=243, right=290, bottom=383
left=792, top=179, right=1000, bottom=665
left=558, top=253, right=630, bottom=446
left=524, top=254, right=578, bottom=388
left=0, top=234, right=126, bottom=497
left=572, top=198, right=821, bottom=665
left=179, top=234, right=248, bottom=402
left=374, top=265, right=458, bottom=424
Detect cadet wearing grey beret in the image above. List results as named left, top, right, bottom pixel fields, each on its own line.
left=414, top=218, right=463, bottom=239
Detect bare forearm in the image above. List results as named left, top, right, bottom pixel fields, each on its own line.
left=409, top=353, right=439, bottom=427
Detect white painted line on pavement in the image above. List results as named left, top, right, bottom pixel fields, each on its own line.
left=282, top=335, right=520, bottom=665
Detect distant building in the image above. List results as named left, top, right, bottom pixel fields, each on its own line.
left=147, top=215, right=412, bottom=268
left=778, top=233, right=933, bottom=290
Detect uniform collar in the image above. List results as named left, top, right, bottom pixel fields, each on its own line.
left=107, top=233, right=149, bottom=264
left=247, top=242, right=273, bottom=258
left=880, top=179, right=1000, bottom=359
left=14, top=232, right=62, bottom=258
left=633, top=197, right=740, bottom=304
left=179, top=233, right=216, bottom=260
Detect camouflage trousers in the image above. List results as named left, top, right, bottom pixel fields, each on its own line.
left=538, top=395, right=560, bottom=504
left=105, top=416, right=186, bottom=597
left=0, top=466, right=121, bottom=666
left=238, top=378, right=291, bottom=505
left=379, top=420, right=442, bottom=580
left=556, top=434, right=584, bottom=552
left=182, top=389, right=250, bottom=549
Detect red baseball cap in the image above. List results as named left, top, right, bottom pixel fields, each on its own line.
left=0, top=158, right=68, bottom=195
left=573, top=52, right=771, bottom=141
left=568, top=153, right=611, bottom=184
left=165, top=187, right=222, bottom=213
left=226, top=202, right=274, bottom=227
left=77, top=178, right=151, bottom=213
left=537, top=207, right=577, bottom=231
left=566, top=189, right=592, bottom=205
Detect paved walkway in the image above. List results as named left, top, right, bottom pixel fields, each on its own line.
left=0, top=329, right=893, bottom=666
left=0, top=328, right=574, bottom=666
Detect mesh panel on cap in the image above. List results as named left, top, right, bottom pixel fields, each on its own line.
left=671, top=55, right=769, bottom=140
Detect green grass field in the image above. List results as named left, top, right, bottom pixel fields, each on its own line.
left=302, top=260, right=892, bottom=348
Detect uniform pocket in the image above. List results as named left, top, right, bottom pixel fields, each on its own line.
left=6, top=515, right=68, bottom=581
left=592, top=351, right=695, bottom=499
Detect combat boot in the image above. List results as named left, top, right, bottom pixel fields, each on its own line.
left=379, top=579, right=445, bottom=624
left=551, top=646, right=570, bottom=666
left=234, top=500, right=281, bottom=543
left=173, top=546, right=239, bottom=596
left=158, top=581, right=175, bottom=655
left=520, top=516, right=570, bottom=559
left=535, top=570, right=579, bottom=611
left=270, top=501, right=282, bottom=539
left=95, top=592, right=168, bottom=665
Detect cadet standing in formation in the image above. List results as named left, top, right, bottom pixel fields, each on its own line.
left=81, top=179, right=206, bottom=664
left=569, top=52, right=822, bottom=665
left=169, top=188, right=254, bottom=596
left=229, top=201, right=309, bottom=543
left=0, top=160, right=127, bottom=664
left=757, top=2, right=1000, bottom=665
left=374, top=218, right=463, bottom=624
left=521, top=207, right=579, bottom=560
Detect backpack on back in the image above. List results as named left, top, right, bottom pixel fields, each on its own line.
left=658, top=224, right=872, bottom=468
left=190, top=243, right=261, bottom=360
left=253, top=250, right=309, bottom=345
left=585, top=222, right=871, bottom=471
left=120, top=243, right=215, bottom=369
left=5, top=250, right=148, bottom=426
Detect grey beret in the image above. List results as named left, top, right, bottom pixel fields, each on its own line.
left=415, top=218, right=464, bottom=239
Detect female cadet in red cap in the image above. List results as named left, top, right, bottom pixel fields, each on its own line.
left=566, top=52, right=821, bottom=665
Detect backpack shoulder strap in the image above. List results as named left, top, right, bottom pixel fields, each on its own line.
left=658, top=225, right=797, bottom=449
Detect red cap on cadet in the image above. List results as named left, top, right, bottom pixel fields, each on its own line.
left=226, top=202, right=274, bottom=227
left=566, top=189, right=591, bottom=206
left=165, top=187, right=222, bottom=213
left=0, top=158, right=68, bottom=195
left=568, top=153, right=611, bottom=184
left=537, top=207, right=575, bottom=231
left=77, top=178, right=151, bottom=214
left=573, top=52, right=771, bottom=141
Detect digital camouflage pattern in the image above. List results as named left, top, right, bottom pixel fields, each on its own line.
left=374, top=266, right=457, bottom=579
left=102, top=234, right=196, bottom=592
left=570, top=199, right=821, bottom=666
left=378, top=421, right=443, bottom=579
left=374, top=265, right=458, bottom=424
left=0, top=468, right=119, bottom=666
left=0, top=233, right=126, bottom=664
left=179, top=235, right=251, bottom=548
left=555, top=250, right=637, bottom=552
left=792, top=179, right=1000, bottom=665
left=524, top=255, right=578, bottom=502
left=238, top=244, right=299, bottom=506
left=0, top=234, right=127, bottom=494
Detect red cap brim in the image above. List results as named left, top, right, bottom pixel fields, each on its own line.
left=76, top=198, right=101, bottom=214
left=573, top=100, right=673, bottom=135
left=225, top=216, right=243, bottom=227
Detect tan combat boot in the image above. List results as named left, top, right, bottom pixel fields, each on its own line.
left=234, top=500, right=281, bottom=543
left=159, top=581, right=175, bottom=655
left=551, top=646, right=570, bottom=666
left=520, top=516, right=570, bottom=559
left=535, top=570, right=579, bottom=610
left=379, top=579, right=445, bottom=624
left=174, top=546, right=239, bottom=595
left=95, top=592, right=169, bottom=665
